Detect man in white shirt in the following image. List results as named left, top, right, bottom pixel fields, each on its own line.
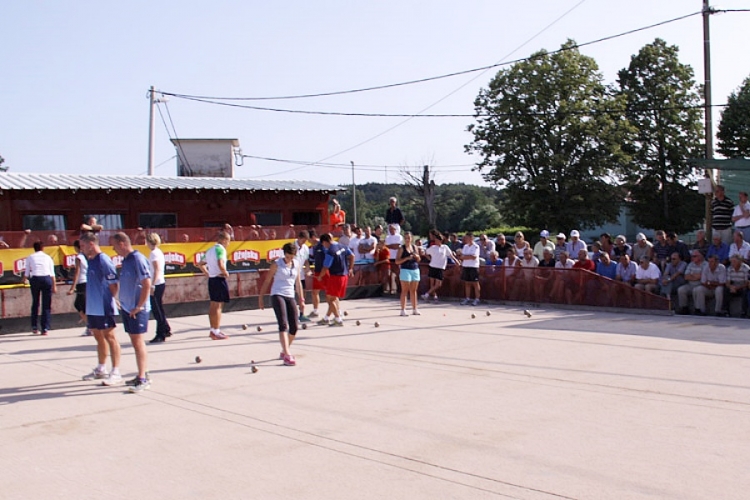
left=356, top=226, right=378, bottom=263
left=728, top=230, right=750, bottom=263
left=566, top=230, right=586, bottom=257
left=732, top=191, right=750, bottom=242
left=347, top=226, right=362, bottom=258
left=459, top=233, right=481, bottom=306
left=23, top=241, right=57, bottom=335
left=384, top=224, right=403, bottom=294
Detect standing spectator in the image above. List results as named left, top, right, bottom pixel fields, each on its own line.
left=396, top=231, right=422, bottom=316
left=329, top=199, right=346, bottom=228
left=196, top=231, right=231, bottom=340
left=423, top=232, right=455, bottom=302
left=384, top=224, right=403, bottom=294
left=356, top=226, right=377, bottom=263
left=67, top=240, right=90, bottom=336
left=459, top=233, right=481, bottom=306
left=632, top=233, right=653, bottom=264
left=258, top=242, right=305, bottom=367
left=23, top=241, right=57, bottom=335
left=375, top=239, right=392, bottom=293
left=337, top=224, right=352, bottom=248
left=385, top=197, right=405, bottom=232
left=706, top=233, right=730, bottom=266
left=693, top=254, right=727, bottom=316
left=732, top=191, right=750, bottom=242
left=728, top=230, right=750, bottom=263
left=316, top=233, right=354, bottom=326
left=146, top=233, right=171, bottom=344
left=347, top=226, right=362, bottom=260
left=495, top=234, right=513, bottom=260
left=691, top=229, right=709, bottom=258
left=533, top=230, right=555, bottom=260
left=711, top=185, right=734, bottom=245
left=724, top=254, right=750, bottom=317
left=294, top=230, right=311, bottom=322
left=79, top=231, right=121, bottom=385
left=112, top=232, right=152, bottom=393
left=373, top=224, right=384, bottom=240
left=676, top=251, right=708, bottom=315
left=660, top=252, right=687, bottom=299
left=478, top=234, right=496, bottom=262
left=566, top=230, right=586, bottom=257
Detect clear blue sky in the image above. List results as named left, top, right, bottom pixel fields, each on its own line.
left=1, top=0, right=748, bottom=187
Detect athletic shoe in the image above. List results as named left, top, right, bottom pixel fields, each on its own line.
left=329, top=320, right=344, bottom=327
left=432, top=295, right=439, bottom=302
left=299, top=314, right=311, bottom=322
left=32, top=329, right=39, bottom=335
left=412, top=309, right=421, bottom=316
left=279, top=351, right=285, bottom=360
left=400, top=310, right=408, bottom=317
left=81, top=329, right=93, bottom=337
left=209, top=331, right=228, bottom=340
left=316, top=318, right=330, bottom=326
left=128, top=378, right=151, bottom=393
left=309, top=311, right=319, bottom=318
left=41, top=330, right=49, bottom=336
left=126, top=372, right=151, bottom=386
left=472, top=299, right=481, bottom=306
left=421, top=293, right=429, bottom=300
left=102, top=373, right=123, bottom=386
left=460, top=299, right=470, bottom=306
left=82, top=368, right=108, bottom=381
left=283, top=354, right=296, bottom=366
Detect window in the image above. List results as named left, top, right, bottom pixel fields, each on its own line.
left=23, top=214, right=67, bottom=231
left=292, top=211, right=321, bottom=226
left=254, top=212, right=282, bottom=226
left=85, top=214, right=124, bottom=230
left=139, top=213, right=177, bottom=228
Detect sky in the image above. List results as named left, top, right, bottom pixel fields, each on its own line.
left=1, top=0, right=749, bottom=188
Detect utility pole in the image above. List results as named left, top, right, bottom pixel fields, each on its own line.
left=147, top=86, right=156, bottom=176
left=351, top=160, right=358, bottom=226
left=703, top=0, right=715, bottom=237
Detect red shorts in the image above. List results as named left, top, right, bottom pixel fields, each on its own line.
left=313, top=272, right=327, bottom=291
left=325, top=275, right=348, bottom=299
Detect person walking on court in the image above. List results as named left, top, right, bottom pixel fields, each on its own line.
left=258, top=242, right=305, bottom=366
left=112, top=232, right=152, bottom=393
left=79, top=231, right=122, bottom=385
left=23, top=241, right=57, bottom=335
left=197, top=231, right=231, bottom=340
left=316, top=233, right=354, bottom=326
left=146, top=233, right=171, bottom=344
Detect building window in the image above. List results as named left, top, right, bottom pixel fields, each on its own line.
left=85, top=214, right=124, bottom=230
left=254, top=212, right=282, bottom=226
left=139, top=213, right=177, bottom=228
left=292, top=212, right=321, bottom=226
left=23, top=214, right=67, bottom=231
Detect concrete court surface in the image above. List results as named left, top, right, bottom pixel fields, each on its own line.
left=0, top=297, right=749, bottom=500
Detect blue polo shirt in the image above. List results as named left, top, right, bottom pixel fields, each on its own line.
left=86, top=253, right=119, bottom=316
left=119, top=250, right=152, bottom=314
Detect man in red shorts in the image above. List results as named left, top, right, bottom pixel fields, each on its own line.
left=316, top=233, right=354, bottom=327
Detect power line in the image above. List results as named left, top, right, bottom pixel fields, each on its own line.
left=160, top=10, right=702, bottom=103
left=241, top=154, right=475, bottom=170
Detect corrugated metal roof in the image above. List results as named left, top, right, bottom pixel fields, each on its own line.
left=0, top=172, right=340, bottom=192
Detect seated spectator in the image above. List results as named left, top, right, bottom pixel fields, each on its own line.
left=512, top=231, right=530, bottom=257
left=615, top=254, right=637, bottom=285
left=706, top=233, right=730, bottom=266
left=612, top=235, right=632, bottom=263
left=478, top=234, right=496, bottom=262
left=634, top=256, right=661, bottom=294
left=651, top=230, right=672, bottom=270
left=595, top=252, right=618, bottom=280
left=723, top=254, right=750, bottom=317
left=495, top=234, right=513, bottom=259
left=589, top=251, right=617, bottom=306
left=566, top=230, right=586, bottom=257
left=666, top=231, right=690, bottom=262
left=518, top=248, right=539, bottom=301
left=599, top=232, right=615, bottom=257
left=80, top=216, right=103, bottom=233
left=693, top=254, right=727, bottom=316
left=485, top=251, right=503, bottom=266
left=691, top=229, right=709, bottom=258
left=553, top=233, right=567, bottom=261
left=550, top=250, right=574, bottom=303
left=632, top=233, right=653, bottom=264
left=728, top=230, right=750, bottom=263
left=533, top=230, right=555, bottom=260
left=572, top=248, right=595, bottom=272
left=502, top=247, right=522, bottom=300
left=660, top=252, right=687, bottom=299
left=589, top=241, right=604, bottom=264
left=47, top=234, right=59, bottom=246
left=179, top=233, right=190, bottom=243
left=677, top=251, right=708, bottom=315
left=448, top=233, right=462, bottom=253
left=534, top=248, right=556, bottom=301
left=223, top=223, right=235, bottom=240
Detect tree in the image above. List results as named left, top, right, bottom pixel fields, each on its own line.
left=617, top=38, right=705, bottom=234
left=402, top=165, right=437, bottom=235
left=717, top=75, right=750, bottom=158
left=0, top=155, right=7, bottom=172
left=466, top=40, right=633, bottom=232
left=460, top=204, right=502, bottom=232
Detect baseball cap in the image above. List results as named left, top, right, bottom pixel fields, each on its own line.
left=570, top=230, right=580, bottom=238
left=540, top=230, right=550, bottom=238
left=556, top=233, right=566, bottom=240
left=636, top=232, right=646, bottom=241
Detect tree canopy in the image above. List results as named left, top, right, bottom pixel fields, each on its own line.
left=717, top=75, right=750, bottom=158
left=465, top=40, right=634, bottom=233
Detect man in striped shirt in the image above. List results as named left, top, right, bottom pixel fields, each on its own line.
left=712, top=185, right=734, bottom=245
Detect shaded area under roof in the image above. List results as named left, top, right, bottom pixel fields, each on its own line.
left=0, top=172, right=339, bottom=192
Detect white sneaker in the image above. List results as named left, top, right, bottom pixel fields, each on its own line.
left=472, top=298, right=481, bottom=306
left=421, top=293, right=429, bottom=300
left=400, top=310, right=408, bottom=317
left=412, top=309, right=421, bottom=316
left=82, top=367, right=108, bottom=381
left=102, top=373, right=123, bottom=386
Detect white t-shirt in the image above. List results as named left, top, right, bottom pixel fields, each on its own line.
left=733, top=202, right=750, bottom=228
left=635, top=262, right=662, bottom=280
left=555, top=259, right=574, bottom=269
left=348, top=236, right=361, bottom=257
left=728, top=241, right=750, bottom=260
left=425, top=244, right=452, bottom=269
left=75, top=253, right=88, bottom=284
left=149, top=247, right=166, bottom=286
left=25, top=251, right=55, bottom=278
left=294, top=240, right=310, bottom=273
left=461, top=243, right=480, bottom=268
left=356, top=236, right=378, bottom=261
left=385, top=233, right=403, bottom=260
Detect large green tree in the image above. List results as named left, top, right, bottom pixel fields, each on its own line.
left=617, top=38, right=704, bottom=233
left=465, top=40, right=633, bottom=232
left=717, top=75, right=750, bottom=158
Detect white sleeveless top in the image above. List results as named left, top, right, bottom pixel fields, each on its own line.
left=270, top=257, right=299, bottom=298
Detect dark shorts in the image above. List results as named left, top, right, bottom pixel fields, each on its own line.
left=121, top=309, right=149, bottom=334
left=428, top=267, right=444, bottom=281
left=88, top=314, right=117, bottom=330
left=313, top=272, right=327, bottom=291
left=74, top=283, right=87, bottom=313
left=208, top=277, right=230, bottom=303
left=325, top=275, right=348, bottom=298
left=461, top=267, right=480, bottom=282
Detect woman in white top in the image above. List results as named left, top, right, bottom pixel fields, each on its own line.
left=147, top=233, right=171, bottom=343
left=512, top=231, right=531, bottom=257
left=67, top=239, right=89, bottom=335
left=258, top=242, right=305, bottom=367
left=422, top=231, right=455, bottom=302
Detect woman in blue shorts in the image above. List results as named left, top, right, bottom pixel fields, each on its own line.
left=395, top=231, right=422, bottom=316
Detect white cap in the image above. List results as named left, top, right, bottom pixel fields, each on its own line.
left=570, top=230, right=580, bottom=238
